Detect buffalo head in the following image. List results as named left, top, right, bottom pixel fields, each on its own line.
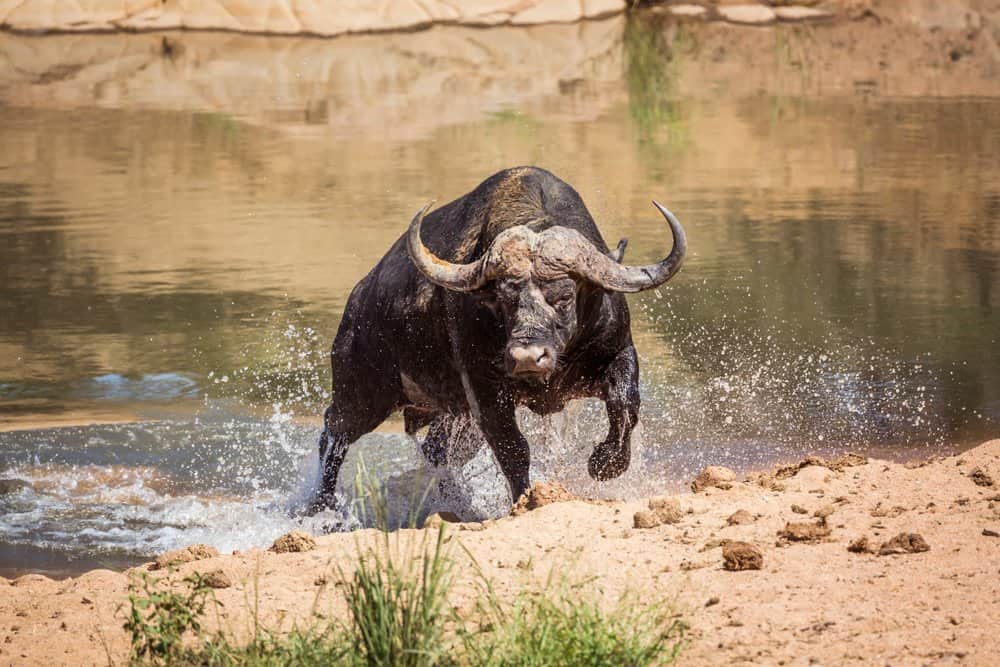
left=407, top=201, right=686, bottom=383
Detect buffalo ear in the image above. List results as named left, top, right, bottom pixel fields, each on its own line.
left=608, top=238, right=628, bottom=263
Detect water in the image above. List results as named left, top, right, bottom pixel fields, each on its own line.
left=1, top=18, right=999, bottom=577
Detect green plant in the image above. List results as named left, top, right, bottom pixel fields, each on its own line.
left=341, top=460, right=454, bottom=666
left=461, top=568, right=686, bottom=667
left=124, top=572, right=217, bottom=664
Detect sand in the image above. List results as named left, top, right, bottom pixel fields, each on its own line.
left=1, top=438, right=997, bottom=665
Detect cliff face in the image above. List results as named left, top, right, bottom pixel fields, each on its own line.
left=0, top=0, right=625, bottom=36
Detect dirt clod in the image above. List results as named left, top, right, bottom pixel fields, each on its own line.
left=200, top=570, right=232, bottom=589
left=773, top=453, right=867, bottom=480
left=648, top=496, right=684, bottom=524
left=791, top=504, right=808, bottom=514
left=982, top=528, right=999, bottom=538
left=969, top=468, right=994, bottom=487
left=847, top=536, right=876, bottom=554
left=813, top=504, right=835, bottom=520
left=723, top=541, right=763, bottom=571
left=633, top=510, right=661, bottom=529
left=152, top=544, right=219, bottom=570
left=511, top=482, right=575, bottom=515
left=727, top=509, right=754, bottom=525
left=778, top=521, right=832, bottom=543
left=878, top=533, right=930, bottom=556
left=270, top=531, right=317, bottom=554
left=692, top=466, right=737, bottom=492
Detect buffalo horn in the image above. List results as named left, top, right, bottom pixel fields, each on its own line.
left=406, top=202, right=488, bottom=292
left=574, top=201, right=686, bottom=293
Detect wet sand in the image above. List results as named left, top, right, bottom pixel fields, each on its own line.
left=2, top=438, right=997, bottom=665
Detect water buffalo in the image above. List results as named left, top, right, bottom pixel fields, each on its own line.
left=313, top=166, right=685, bottom=511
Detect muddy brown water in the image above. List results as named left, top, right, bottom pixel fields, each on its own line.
left=1, top=17, right=998, bottom=576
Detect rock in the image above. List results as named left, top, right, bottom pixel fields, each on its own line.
left=633, top=510, right=661, bottom=529
left=878, top=533, right=930, bottom=556
left=153, top=544, right=220, bottom=570
left=791, top=504, right=808, bottom=514
left=981, top=528, right=998, bottom=538
left=270, top=531, right=317, bottom=554
left=705, top=596, right=720, bottom=607
left=648, top=496, right=684, bottom=524
left=847, top=536, right=876, bottom=554
left=0, top=479, right=30, bottom=495
left=668, top=4, right=707, bottom=18
left=723, top=541, right=763, bottom=571
left=727, top=509, right=754, bottom=526
left=778, top=520, right=831, bottom=543
left=424, top=511, right=462, bottom=529
left=969, top=468, right=994, bottom=487
left=199, top=569, right=232, bottom=589
left=511, top=481, right=575, bottom=516
left=716, top=4, right=776, bottom=25
left=692, top=466, right=737, bottom=493
left=774, top=6, right=833, bottom=21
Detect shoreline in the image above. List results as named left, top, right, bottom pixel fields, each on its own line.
left=2, top=437, right=997, bottom=664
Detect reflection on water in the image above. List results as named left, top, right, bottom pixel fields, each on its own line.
left=1, top=17, right=999, bottom=575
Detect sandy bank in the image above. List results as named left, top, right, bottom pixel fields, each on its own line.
left=2, top=438, right=997, bottom=665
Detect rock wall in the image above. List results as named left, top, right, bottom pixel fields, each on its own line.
left=0, top=0, right=625, bottom=35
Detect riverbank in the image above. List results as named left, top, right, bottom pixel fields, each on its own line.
left=2, top=438, right=997, bottom=665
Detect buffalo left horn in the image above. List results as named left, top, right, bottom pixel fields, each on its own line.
left=407, top=201, right=489, bottom=292
left=572, top=201, right=686, bottom=293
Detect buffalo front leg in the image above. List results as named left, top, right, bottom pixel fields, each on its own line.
left=476, top=396, right=532, bottom=505
left=312, top=395, right=395, bottom=513
left=589, top=345, right=640, bottom=481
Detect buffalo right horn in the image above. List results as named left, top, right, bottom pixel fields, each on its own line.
left=406, top=202, right=488, bottom=292
left=573, top=201, right=686, bottom=293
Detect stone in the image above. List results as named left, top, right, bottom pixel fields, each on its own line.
left=791, top=504, right=808, bottom=514
left=774, top=6, right=833, bottom=21
left=692, top=466, right=737, bottom=493
left=270, top=530, right=317, bottom=553
left=0, top=479, right=30, bottom=495
left=878, top=533, right=930, bottom=556
left=648, top=496, right=684, bottom=524
left=722, top=541, right=763, bottom=570
left=727, top=509, right=754, bottom=525
left=199, top=569, right=232, bottom=589
left=153, top=544, right=220, bottom=570
left=716, top=4, right=776, bottom=25
left=668, top=4, right=707, bottom=18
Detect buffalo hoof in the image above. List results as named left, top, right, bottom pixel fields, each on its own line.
left=588, top=441, right=630, bottom=481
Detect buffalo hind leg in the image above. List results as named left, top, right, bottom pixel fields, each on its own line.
left=589, top=345, right=640, bottom=481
